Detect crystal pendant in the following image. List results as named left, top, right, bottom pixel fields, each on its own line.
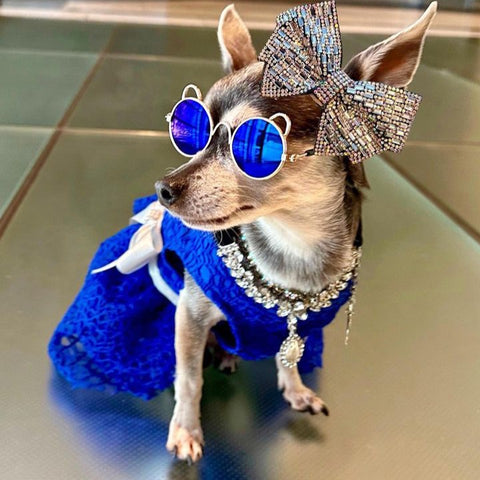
left=279, top=332, right=305, bottom=368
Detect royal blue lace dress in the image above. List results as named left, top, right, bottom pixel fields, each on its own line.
left=49, top=195, right=352, bottom=399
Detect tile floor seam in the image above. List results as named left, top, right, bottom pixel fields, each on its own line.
left=409, top=61, right=480, bottom=94
left=0, top=47, right=101, bottom=58
left=5, top=126, right=480, bottom=148
left=406, top=140, right=480, bottom=149
left=105, top=52, right=221, bottom=64
left=380, top=155, right=480, bottom=244
left=0, top=125, right=170, bottom=137
left=0, top=30, right=117, bottom=239
left=0, top=125, right=53, bottom=133
left=60, top=127, right=170, bottom=137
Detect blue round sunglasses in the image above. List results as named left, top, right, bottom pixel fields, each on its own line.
left=166, top=85, right=312, bottom=180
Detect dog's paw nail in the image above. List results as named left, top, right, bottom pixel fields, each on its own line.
left=321, top=405, right=330, bottom=416
left=167, top=423, right=204, bottom=462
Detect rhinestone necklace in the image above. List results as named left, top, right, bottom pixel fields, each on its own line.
left=217, top=235, right=362, bottom=368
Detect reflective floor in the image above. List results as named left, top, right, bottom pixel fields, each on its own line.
left=2, top=2, right=480, bottom=37
left=1, top=11, right=480, bottom=480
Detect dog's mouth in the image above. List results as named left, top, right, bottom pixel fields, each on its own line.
left=180, top=205, right=255, bottom=229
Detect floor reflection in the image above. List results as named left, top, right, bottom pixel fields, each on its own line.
left=49, top=358, right=324, bottom=479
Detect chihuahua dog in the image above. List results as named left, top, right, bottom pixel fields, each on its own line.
left=155, top=3, right=437, bottom=462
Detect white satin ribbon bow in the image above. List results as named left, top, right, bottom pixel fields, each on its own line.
left=92, top=201, right=166, bottom=275
left=91, top=201, right=179, bottom=305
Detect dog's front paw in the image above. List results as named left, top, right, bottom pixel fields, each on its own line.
left=166, top=421, right=204, bottom=463
left=215, top=352, right=239, bottom=374
left=282, top=386, right=329, bottom=416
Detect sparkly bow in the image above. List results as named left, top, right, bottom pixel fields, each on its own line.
left=258, top=1, right=422, bottom=163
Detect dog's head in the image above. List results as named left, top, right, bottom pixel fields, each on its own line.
left=157, top=3, right=436, bottom=231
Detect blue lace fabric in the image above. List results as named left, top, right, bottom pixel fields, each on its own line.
left=49, top=195, right=352, bottom=399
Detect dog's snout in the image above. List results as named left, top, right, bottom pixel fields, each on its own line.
left=156, top=180, right=181, bottom=207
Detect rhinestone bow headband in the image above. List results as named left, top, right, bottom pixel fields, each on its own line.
left=258, top=1, right=422, bottom=163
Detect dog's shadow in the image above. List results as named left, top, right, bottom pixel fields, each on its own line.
left=49, top=359, right=325, bottom=479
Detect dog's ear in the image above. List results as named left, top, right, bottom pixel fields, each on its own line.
left=344, top=2, right=437, bottom=87
left=218, top=4, right=257, bottom=73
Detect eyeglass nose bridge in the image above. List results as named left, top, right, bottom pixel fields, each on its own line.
left=210, top=121, right=233, bottom=143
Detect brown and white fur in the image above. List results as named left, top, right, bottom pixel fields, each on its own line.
left=155, top=3, right=437, bottom=462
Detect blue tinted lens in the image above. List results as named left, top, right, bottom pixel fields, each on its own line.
left=170, top=99, right=211, bottom=156
left=232, top=119, right=284, bottom=178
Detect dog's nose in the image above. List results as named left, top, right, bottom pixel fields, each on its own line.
left=155, top=180, right=181, bottom=207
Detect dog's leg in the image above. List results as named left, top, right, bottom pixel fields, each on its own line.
left=276, top=354, right=329, bottom=416
left=166, top=282, right=221, bottom=463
